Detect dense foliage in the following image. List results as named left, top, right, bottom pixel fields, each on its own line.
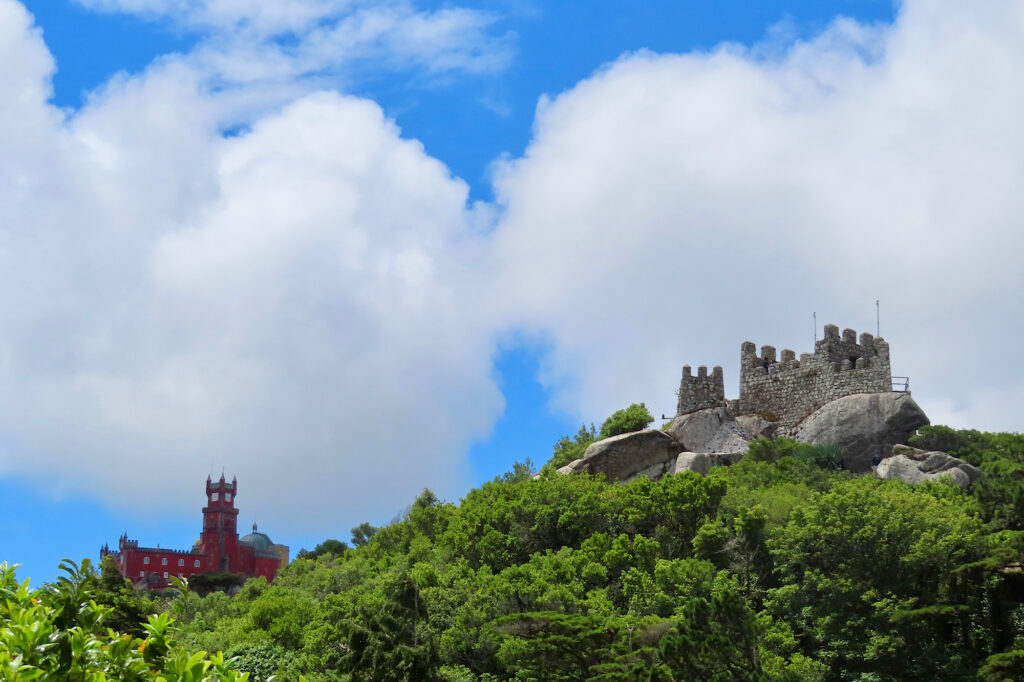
left=9, top=424, right=1024, bottom=680
left=0, top=559, right=253, bottom=680
left=599, top=403, right=654, bottom=439
left=155, top=425, right=1024, bottom=681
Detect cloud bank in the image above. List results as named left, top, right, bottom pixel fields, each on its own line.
left=2, top=0, right=1024, bottom=531
left=491, top=2, right=1024, bottom=430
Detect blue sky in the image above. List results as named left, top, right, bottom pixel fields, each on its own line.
left=4, top=0, right=1023, bottom=584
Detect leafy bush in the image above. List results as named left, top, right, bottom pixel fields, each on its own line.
left=792, top=442, right=843, bottom=469
left=599, top=403, right=654, bottom=439
left=0, top=559, right=254, bottom=681
left=542, top=424, right=596, bottom=472
left=744, top=437, right=799, bottom=463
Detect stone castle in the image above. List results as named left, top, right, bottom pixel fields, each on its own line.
left=677, top=323, right=892, bottom=428
left=561, top=322, right=979, bottom=489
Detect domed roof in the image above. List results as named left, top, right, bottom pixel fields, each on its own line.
left=239, top=524, right=274, bottom=550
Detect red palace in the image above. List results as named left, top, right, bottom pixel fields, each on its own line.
left=101, top=474, right=289, bottom=590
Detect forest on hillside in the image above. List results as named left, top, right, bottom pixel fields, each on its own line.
left=5, top=420, right=1024, bottom=681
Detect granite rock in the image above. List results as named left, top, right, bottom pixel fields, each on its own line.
left=665, top=407, right=750, bottom=454
left=791, top=392, right=930, bottom=472
left=577, top=430, right=681, bottom=481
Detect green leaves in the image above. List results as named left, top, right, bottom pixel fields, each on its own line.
left=599, top=404, right=654, bottom=440
left=0, top=561, right=250, bottom=681
left=116, top=423, right=1024, bottom=680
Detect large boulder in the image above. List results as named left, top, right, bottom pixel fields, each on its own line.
left=791, top=392, right=930, bottom=472
left=673, top=452, right=711, bottom=476
left=875, top=445, right=982, bottom=489
left=876, top=455, right=971, bottom=488
left=666, top=407, right=750, bottom=454
left=576, top=429, right=681, bottom=481
left=735, top=414, right=779, bottom=441
left=671, top=451, right=746, bottom=477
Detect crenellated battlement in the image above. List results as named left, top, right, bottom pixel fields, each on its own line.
left=678, top=323, right=893, bottom=428
left=677, top=364, right=725, bottom=415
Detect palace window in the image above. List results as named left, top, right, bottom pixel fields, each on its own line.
left=211, top=492, right=219, bottom=501
left=143, top=557, right=150, bottom=564
left=139, top=571, right=144, bottom=577
left=194, top=559, right=201, bottom=567
left=178, top=558, right=184, bottom=566
left=225, top=493, right=232, bottom=502
left=163, top=572, right=168, bottom=578
left=161, top=557, right=167, bottom=565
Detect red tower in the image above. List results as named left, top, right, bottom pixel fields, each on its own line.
left=101, top=474, right=288, bottom=590
left=199, top=474, right=239, bottom=573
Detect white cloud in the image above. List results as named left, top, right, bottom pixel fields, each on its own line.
left=3, top=0, right=1024, bottom=541
left=74, top=0, right=513, bottom=87
left=0, top=0, right=502, bottom=528
left=490, top=1, right=1024, bottom=430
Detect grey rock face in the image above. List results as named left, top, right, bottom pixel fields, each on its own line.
left=876, top=453, right=974, bottom=489
left=708, top=452, right=745, bottom=467
left=735, top=415, right=778, bottom=441
left=791, top=392, right=930, bottom=472
left=673, top=452, right=711, bottom=476
left=577, top=429, right=681, bottom=481
left=624, top=459, right=677, bottom=483
left=555, top=459, right=586, bottom=476
left=876, top=445, right=982, bottom=488
left=665, top=407, right=750, bottom=454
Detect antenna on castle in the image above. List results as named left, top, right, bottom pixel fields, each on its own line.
left=813, top=312, right=817, bottom=343
left=876, top=300, right=880, bottom=337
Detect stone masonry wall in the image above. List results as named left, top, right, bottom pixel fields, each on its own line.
left=677, top=365, right=725, bottom=415
left=732, top=324, right=891, bottom=427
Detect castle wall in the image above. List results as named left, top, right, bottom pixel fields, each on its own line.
left=677, top=365, right=725, bottom=414
left=733, top=324, right=891, bottom=427
left=102, top=475, right=284, bottom=591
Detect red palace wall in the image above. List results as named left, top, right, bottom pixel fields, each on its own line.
left=101, top=475, right=285, bottom=590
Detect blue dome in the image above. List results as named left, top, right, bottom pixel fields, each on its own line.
left=239, top=531, right=274, bottom=550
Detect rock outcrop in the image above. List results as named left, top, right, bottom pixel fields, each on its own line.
left=574, top=429, right=681, bottom=481
left=875, top=445, right=982, bottom=489
left=673, top=452, right=710, bottom=476
left=555, top=392, right=953, bottom=487
left=735, top=414, right=778, bottom=441
left=665, top=407, right=750, bottom=454
left=791, top=392, right=930, bottom=472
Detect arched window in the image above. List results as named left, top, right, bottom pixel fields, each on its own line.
left=178, top=558, right=184, bottom=566
left=194, top=559, right=201, bottom=567
left=143, top=557, right=150, bottom=565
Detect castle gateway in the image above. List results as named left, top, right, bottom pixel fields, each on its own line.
left=678, top=323, right=892, bottom=428
left=101, top=474, right=288, bottom=590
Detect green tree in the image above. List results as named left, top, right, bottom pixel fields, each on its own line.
left=93, top=553, right=159, bottom=638
left=0, top=560, right=253, bottom=681
left=600, top=403, right=654, bottom=439
left=492, top=611, right=620, bottom=681
left=544, top=424, right=597, bottom=472
left=767, top=478, right=990, bottom=679
left=296, top=538, right=349, bottom=560
left=351, top=521, right=381, bottom=548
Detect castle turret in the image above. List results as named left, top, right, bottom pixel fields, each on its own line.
left=200, top=474, right=240, bottom=572
left=677, top=364, right=725, bottom=415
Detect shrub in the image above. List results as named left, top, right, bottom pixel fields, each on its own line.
left=599, top=403, right=654, bottom=439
